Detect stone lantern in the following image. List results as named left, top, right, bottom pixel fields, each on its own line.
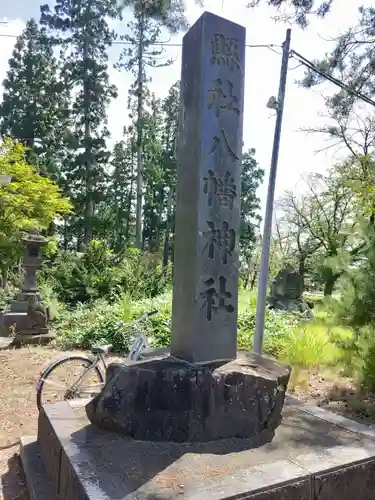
left=20, top=229, right=48, bottom=299
left=0, top=229, right=54, bottom=344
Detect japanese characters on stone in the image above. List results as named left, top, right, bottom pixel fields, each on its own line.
left=200, top=32, right=242, bottom=323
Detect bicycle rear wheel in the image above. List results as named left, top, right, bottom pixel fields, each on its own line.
left=36, top=355, right=104, bottom=410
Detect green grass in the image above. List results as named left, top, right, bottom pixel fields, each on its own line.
left=53, top=284, right=362, bottom=389
left=278, top=323, right=342, bottom=368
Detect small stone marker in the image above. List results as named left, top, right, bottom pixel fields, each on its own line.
left=171, top=12, right=246, bottom=363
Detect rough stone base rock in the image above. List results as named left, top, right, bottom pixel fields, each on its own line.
left=267, top=297, right=314, bottom=320
left=86, top=350, right=291, bottom=443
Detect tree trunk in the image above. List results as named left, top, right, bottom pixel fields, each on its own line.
left=125, top=152, right=135, bottom=245
left=155, top=188, right=164, bottom=252
left=83, top=5, right=94, bottom=245
left=135, top=13, right=145, bottom=249
left=298, top=255, right=306, bottom=277
left=63, top=217, right=68, bottom=251
left=324, top=272, right=340, bottom=296
left=162, top=187, right=173, bottom=269
left=250, top=268, right=258, bottom=290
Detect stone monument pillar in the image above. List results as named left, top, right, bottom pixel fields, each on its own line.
left=0, top=229, right=52, bottom=344
left=86, top=12, right=291, bottom=443
left=171, top=14, right=244, bottom=363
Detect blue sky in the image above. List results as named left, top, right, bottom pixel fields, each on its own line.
left=0, top=0, right=374, bottom=212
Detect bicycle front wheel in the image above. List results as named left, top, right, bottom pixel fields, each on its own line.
left=36, top=355, right=105, bottom=410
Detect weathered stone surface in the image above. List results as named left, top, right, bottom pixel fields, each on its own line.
left=20, top=436, right=55, bottom=500
left=37, top=407, right=62, bottom=497
left=171, top=11, right=246, bottom=364
left=27, top=399, right=375, bottom=500
left=271, top=266, right=304, bottom=300
left=313, top=460, right=375, bottom=500
left=246, top=481, right=310, bottom=500
left=86, top=350, right=291, bottom=442
left=267, top=266, right=313, bottom=319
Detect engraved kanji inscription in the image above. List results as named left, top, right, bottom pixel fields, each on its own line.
left=207, top=79, right=240, bottom=118
left=200, top=276, right=234, bottom=321
left=209, top=128, right=239, bottom=161
left=203, top=170, right=237, bottom=209
left=203, top=221, right=236, bottom=264
left=211, top=33, right=242, bottom=73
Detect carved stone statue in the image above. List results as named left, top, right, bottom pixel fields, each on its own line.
left=27, top=295, right=48, bottom=329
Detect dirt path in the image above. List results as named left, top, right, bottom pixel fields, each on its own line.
left=0, top=347, right=374, bottom=500
left=0, top=346, right=70, bottom=500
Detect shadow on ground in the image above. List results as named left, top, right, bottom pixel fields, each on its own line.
left=1, top=452, right=29, bottom=500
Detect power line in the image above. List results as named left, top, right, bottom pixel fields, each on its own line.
left=0, top=31, right=280, bottom=49
left=290, top=49, right=375, bottom=109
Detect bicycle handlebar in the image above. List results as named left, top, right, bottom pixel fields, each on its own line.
left=119, top=309, right=159, bottom=328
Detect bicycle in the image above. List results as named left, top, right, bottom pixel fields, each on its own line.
left=36, top=309, right=160, bottom=410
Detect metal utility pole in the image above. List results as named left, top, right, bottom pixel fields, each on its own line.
left=253, top=28, right=291, bottom=355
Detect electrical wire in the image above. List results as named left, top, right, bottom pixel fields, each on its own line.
left=3, top=23, right=372, bottom=108
left=0, top=32, right=281, bottom=49
left=290, top=49, right=375, bottom=108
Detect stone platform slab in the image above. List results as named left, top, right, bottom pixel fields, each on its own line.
left=21, top=397, right=375, bottom=499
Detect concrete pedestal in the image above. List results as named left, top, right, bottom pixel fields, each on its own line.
left=21, top=397, right=375, bottom=500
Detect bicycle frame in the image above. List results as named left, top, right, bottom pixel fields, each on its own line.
left=65, top=333, right=147, bottom=396
left=39, top=310, right=158, bottom=403
left=61, top=354, right=105, bottom=398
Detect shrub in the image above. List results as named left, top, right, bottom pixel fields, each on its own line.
left=343, top=326, right=375, bottom=390
left=55, top=292, right=173, bottom=352
left=38, top=281, right=66, bottom=320
left=40, top=243, right=173, bottom=306
left=361, top=342, right=375, bottom=391
left=56, top=300, right=124, bottom=351
left=0, top=283, right=18, bottom=312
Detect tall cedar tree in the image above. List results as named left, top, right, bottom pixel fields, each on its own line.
left=40, top=0, right=118, bottom=247
left=0, top=18, right=68, bottom=179
left=160, top=81, right=179, bottom=267
left=240, top=149, right=264, bottom=250
left=103, top=81, right=179, bottom=255
left=105, top=138, right=136, bottom=250
left=116, top=0, right=187, bottom=248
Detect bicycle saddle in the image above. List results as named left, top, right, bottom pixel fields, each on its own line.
left=91, top=344, right=113, bottom=355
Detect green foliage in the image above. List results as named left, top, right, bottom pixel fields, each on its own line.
left=56, top=300, right=124, bottom=350
left=278, top=323, right=341, bottom=369
left=0, top=138, right=71, bottom=227
left=38, top=281, right=66, bottom=320
left=240, top=149, right=264, bottom=250
left=0, top=138, right=71, bottom=277
left=333, top=233, right=375, bottom=328
left=0, top=283, right=19, bottom=312
left=300, top=6, right=375, bottom=111
left=41, top=241, right=172, bottom=306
